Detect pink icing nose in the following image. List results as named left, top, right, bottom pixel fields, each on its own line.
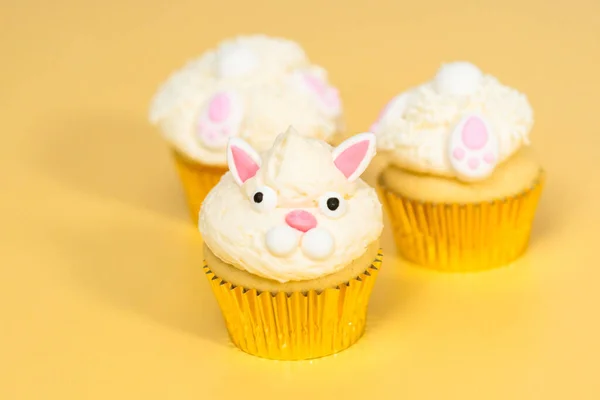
left=285, top=210, right=317, bottom=232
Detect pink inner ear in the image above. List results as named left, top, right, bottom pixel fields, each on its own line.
left=334, top=140, right=369, bottom=178
left=231, top=146, right=259, bottom=183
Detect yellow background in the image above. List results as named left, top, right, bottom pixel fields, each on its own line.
left=2, top=0, right=599, bottom=398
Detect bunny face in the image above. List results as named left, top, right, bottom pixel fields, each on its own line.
left=199, top=128, right=383, bottom=283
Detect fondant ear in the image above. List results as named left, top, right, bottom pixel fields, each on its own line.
left=332, top=133, right=376, bottom=182
left=226, top=137, right=261, bottom=186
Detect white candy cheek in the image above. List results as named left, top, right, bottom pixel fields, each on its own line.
left=265, top=225, right=301, bottom=257
left=300, top=228, right=334, bottom=260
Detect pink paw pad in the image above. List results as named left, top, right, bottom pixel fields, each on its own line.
left=322, top=87, right=341, bottom=110
left=207, top=93, right=231, bottom=122
left=468, top=158, right=480, bottom=169
left=461, top=117, right=488, bottom=150
left=196, top=91, right=244, bottom=149
left=300, top=73, right=341, bottom=116
left=483, top=152, right=495, bottom=164
left=452, top=147, right=465, bottom=160
left=448, top=114, right=498, bottom=181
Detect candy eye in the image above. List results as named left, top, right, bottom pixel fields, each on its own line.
left=318, top=191, right=347, bottom=218
left=250, top=186, right=277, bottom=212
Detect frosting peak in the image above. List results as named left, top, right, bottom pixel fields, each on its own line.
left=256, top=128, right=354, bottom=205
left=215, top=35, right=307, bottom=79
left=200, top=128, right=382, bottom=283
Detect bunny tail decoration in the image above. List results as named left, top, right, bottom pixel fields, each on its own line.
left=199, top=127, right=383, bottom=360
left=148, top=35, right=344, bottom=224
left=372, top=61, right=544, bottom=272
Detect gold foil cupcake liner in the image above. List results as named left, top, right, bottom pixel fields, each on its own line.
left=172, top=149, right=227, bottom=223
left=378, top=174, right=544, bottom=272
left=204, top=251, right=383, bottom=360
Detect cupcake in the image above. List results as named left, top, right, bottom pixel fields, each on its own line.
left=149, top=35, right=343, bottom=222
left=372, top=62, right=544, bottom=272
left=199, top=127, right=383, bottom=360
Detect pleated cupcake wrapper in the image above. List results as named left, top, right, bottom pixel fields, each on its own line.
left=204, top=251, right=383, bottom=360
left=172, top=149, right=227, bottom=223
left=378, top=173, right=545, bottom=272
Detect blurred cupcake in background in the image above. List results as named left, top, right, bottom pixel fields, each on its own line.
left=149, top=35, right=343, bottom=222
left=372, top=62, right=544, bottom=271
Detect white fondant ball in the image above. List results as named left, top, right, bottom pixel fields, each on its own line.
left=217, top=44, right=259, bottom=78
left=300, top=228, right=334, bottom=260
left=265, top=225, right=300, bottom=257
left=434, top=62, right=483, bottom=96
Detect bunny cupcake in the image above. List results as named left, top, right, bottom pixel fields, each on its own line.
left=372, top=62, right=544, bottom=271
left=149, top=35, right=343, bottom=222
left=200, top=127, right=383, bottom=360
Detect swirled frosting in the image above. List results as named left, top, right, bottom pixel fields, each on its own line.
left=199, top=127, right=382, bottom=283
left=149, top=35, right=343, bottom=166
left=372, top=62, right=533, bottom=180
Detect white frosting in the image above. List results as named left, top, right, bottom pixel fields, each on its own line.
left=216, top=43, right=259, bottom=78
left=149, top=35, right=343, bottom=166
left=372, top=61, right=533, bottom=179
left=199, top=128, right=383, bottom=283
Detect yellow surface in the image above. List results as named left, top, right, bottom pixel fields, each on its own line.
left=172, top=149, right=227, bottom=223
left=2, top=0, right=599, bottom=398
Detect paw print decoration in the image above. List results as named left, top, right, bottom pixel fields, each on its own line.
left=295, top=72, right=341, bottom=117
left=448, top=114, right=498, bottom=181
left=196, top=90, right=244, bottom=149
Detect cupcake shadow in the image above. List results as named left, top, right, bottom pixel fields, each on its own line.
left=30, top=112, right=188, bottom=223
left=364, top=221, right=421, bottom=331
left=529, top=174, right=561, bottom=243
left=52, top=220, right=230, bottom=345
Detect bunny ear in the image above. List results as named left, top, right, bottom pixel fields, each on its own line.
left=332, top=133, right=376, bottom=182
left=226, top=137, right=261, bottom=186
